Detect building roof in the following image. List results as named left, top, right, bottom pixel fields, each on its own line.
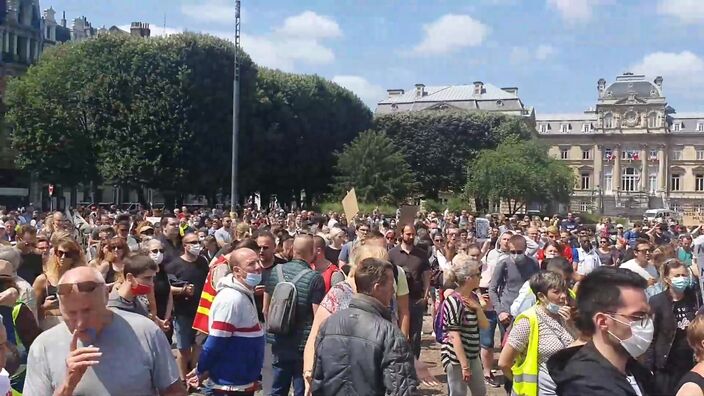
left=536, top=113, right=598, bottom=121
left=377, top=83, right=518, bottom=105
left=671, top=112, right=704, bottom=119
left=603, top=73, right=663, bottom=100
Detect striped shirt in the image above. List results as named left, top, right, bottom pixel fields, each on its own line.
left=440, top=293, right=481, bottom=369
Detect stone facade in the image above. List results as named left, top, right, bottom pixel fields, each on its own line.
left=536, top=72, right=704, bottom=217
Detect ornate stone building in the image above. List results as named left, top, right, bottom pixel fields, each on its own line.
left=536, top=72, right=704, bottom=216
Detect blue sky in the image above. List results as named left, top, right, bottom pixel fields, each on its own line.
left=42, top=0, right=704, bottom=113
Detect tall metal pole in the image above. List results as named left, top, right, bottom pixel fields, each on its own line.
left=230, top=0, right=241, bottom=218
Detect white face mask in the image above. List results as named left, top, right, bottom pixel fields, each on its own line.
left=188, top=245, right=203, bottom=256
left=0, top=369, right=10, bottom=396
left=149, top=252, right=164, bottom=265
left=607, top=314, right=654, bottom=358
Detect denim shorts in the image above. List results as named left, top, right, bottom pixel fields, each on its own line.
left=479, top=310, right=498, bottom=349
left=173, top=314, right=197, bottom=350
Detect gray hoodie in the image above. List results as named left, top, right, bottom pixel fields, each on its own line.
left=488, top=238, right=540, bottom=317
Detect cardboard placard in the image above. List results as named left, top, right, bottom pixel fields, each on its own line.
left=398, top=205, right=420, bottom=230
left=682, top=211, right=704, bottom=227
left=341, top=189, right=359, bottom=221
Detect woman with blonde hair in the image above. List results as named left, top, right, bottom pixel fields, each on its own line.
left=32, top=237, right=85, bottom=329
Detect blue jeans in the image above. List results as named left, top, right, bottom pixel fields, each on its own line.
left=270, top=356, right=304, bottom=396
left=479, top=310, right=498, bottom=349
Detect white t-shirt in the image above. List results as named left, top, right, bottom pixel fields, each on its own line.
left=620, top=259, right=663, bottom=297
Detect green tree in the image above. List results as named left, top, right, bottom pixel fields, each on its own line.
left=466, top=140, right=574, bottom=214
left=333, top=130, right=417, bottom=204
left=375, top=111, right=534, bottom=198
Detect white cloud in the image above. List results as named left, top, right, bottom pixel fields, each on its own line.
left=332, top=75, right=385, bottom=108
left=237, top=11, right=340, bottom=72
left=630, top=51, right=704, bottom=97
left=410, top=14, right=489, bottom=56
left=547, top=0, right=599, bottom=23
left=510, top=44, right=557, bottom=63
left=535, top=44, right=556, bottom=60
left=117, top=24, right=184, bottom=37
left=657, top=0, right=704, bottom=24
left=180, top=0, right=237, bottom=25
left=276, top=11, right=342, bottom=39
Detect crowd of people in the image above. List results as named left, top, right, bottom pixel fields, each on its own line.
left=0, top=204, right=703, bottom=395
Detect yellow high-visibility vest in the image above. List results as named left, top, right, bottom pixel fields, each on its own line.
left=511, top=306, right=540, bottom=396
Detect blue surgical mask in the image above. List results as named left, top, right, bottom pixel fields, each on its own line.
left=545, top=302, right=562, bottom=315
left=244, top=272, right=262, bottom=287
left=671, top=277, right=690, bottom=292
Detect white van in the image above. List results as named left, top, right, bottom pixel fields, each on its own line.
left=643, top=209, right=680, bottom=223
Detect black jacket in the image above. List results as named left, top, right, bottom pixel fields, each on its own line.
left=547, top=341, right=656, bottom=396
left=312, top=294, right=418, bottom=396
left=646, top=288, right=700, bottom=372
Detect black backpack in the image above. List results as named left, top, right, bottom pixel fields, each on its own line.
left=267, top=265, right=312, bottom=335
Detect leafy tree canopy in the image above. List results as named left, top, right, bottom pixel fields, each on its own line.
left=333, top=130, right=417, bottom=204
left=466, top=140, right=574, bottom=214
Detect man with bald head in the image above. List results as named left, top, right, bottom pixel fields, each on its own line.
left=264, top=234, right=324, bottom=396
left=188, top=248, right=265, bottom=394
left=24, top=266, right=185, bottom=395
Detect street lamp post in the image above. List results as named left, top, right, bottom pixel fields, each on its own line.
left=230, top=0, right=241, bottom=218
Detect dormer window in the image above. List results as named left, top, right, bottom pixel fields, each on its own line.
left=697, top=122, right=704, bottom=132
left=560, top=123, right=570, bottom=133
left=647, top=112, right=657, bottom=128
left=603, top=113, right=613, bottom=128
left=391, top=103, right=398, bottom=112
left=582, top=123, right=592, bottom=132
left=539, top=124, right=548, bottom=133
left=496, top=100, right=503, bottom=107
left=673, top=122, right=682, bottom=132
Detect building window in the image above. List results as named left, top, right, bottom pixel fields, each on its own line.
left=649, top=173, right=657, bottom=194
left=621, top=149, right=639, bottom=161
left=539, top=124, right=548, bottom=133
left=579, top=201, right=589, bottom=212
left=696, top=205, right=704, bottom=213
left=697, top=122, right=704, bottom=132
left=697, top=150, right=704, bottom=160
left=560, top=123, right=570, bottom=133
left=672, top=202, right=681, bottom=212
left=649, top=149, right=658, bottom=160
left=697, top=174, right=704, bottom=192
left=648, top=112, right=657, bottom=128
left=582, top=149, right=591, bottom=160
left=622, top=167, right=637, bottom=192
left=673, top=122, right=682, bottom=132
left=671, top=174, right=681, bottom=191
left=673, top=150, right=683, bottom=160
left=496, top=100, right=504, bottom=107
left=604, top=170, right=613, bottom=193
left=582, top=123, right=592, bottom=132
left=603, top=113, right=613, bottom=128
left=560, top=149, right=569, bottom=160
left=581, top=173, right=591, bottom=190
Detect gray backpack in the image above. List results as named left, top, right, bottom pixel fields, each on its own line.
left=267, top=265, right=311, bottom=335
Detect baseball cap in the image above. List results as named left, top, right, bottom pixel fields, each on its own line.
left=616, top=224, right=624, bottom=229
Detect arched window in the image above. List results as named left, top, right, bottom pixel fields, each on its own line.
left=603, top=113, right=613, bottom=128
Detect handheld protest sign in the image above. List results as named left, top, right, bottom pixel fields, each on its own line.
left=342, top=188, right=359, bottom=221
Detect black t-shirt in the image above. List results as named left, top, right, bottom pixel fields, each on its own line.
left=670, top=298, right=697, bottom=370
left=165, top=256, right=209, bottom=317
left=18, top=253, right=43, bottom=285
left=153, top=263, right=171, bottom=319
left=324, top=245, right=341, bottom=265
left=388, top=245, right=431, bottom=301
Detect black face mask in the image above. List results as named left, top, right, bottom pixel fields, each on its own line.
left=581, top=243, right=592, bottom=251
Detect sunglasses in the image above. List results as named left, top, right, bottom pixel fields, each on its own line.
left=56, top=249, right=77, bottom=258
left=57, top=281, right=103, bottom=295
left=184, top=240, right=200, bottom=245
left=510, top=250, right=524, bottom=255
left=150, top=249, right=165, bottom=254
left=140, top=229, right=155, bottom=235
